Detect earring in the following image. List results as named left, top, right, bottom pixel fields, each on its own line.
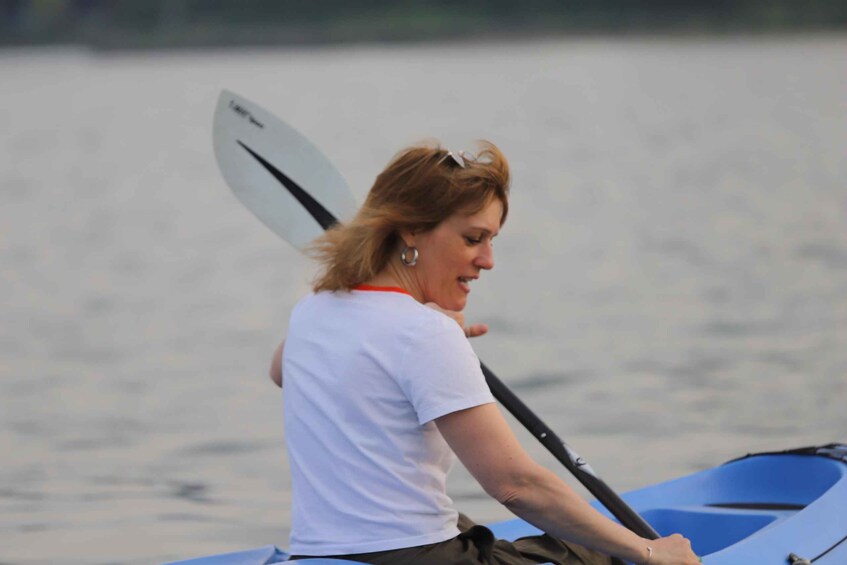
left=400, top=246, right=419, bottom=267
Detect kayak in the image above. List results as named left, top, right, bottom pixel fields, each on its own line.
left=164, top=444, right=847, bottom=565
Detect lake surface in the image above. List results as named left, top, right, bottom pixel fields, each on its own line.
left=1, top=34, right=845, bottom=564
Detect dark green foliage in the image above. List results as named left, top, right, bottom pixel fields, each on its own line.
left=1, top=0, right=845, bottom=48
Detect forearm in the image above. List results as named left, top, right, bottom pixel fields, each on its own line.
left=501, top=466, right=652, bottom=564
left=439, top=405, right=695, bottom=564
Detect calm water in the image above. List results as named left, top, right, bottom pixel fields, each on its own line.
left=1, top=35, right=845, bottom=564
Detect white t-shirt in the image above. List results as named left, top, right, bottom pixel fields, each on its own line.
left=283, top=287, right=495, bottom=556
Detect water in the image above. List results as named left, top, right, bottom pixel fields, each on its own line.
left=1, top=35, right=845, bottom=564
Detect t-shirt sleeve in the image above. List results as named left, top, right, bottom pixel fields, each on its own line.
left=397, top=314, right=495, bottom=426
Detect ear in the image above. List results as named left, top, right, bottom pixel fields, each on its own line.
left=398, top=229, right=415, bottom=248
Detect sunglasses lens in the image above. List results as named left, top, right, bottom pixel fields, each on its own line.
left=450, top=152, right=465, bottom=168
left=443, top=150, right=475, bottom=168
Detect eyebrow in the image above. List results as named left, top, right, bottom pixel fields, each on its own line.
left=466, top=226, right=499, bottom=237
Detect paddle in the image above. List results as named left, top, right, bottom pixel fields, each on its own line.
left=212, top=90, right=660, bottom=541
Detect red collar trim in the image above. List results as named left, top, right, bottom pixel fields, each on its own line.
left=353, top=284, right=412, bottom=296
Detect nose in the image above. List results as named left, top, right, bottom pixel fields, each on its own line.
left=474, top=241, right=495, bottom=270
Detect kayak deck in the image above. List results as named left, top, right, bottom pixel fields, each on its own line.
left=165, top=446, right=847, bottom=564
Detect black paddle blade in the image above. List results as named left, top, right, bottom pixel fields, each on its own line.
left=237, top=140, right=339, bottom=230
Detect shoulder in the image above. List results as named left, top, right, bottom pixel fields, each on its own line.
left=289, top=291, right=346, bottom=327
left=292, top=290, right=464, bottom=345
left=398, top=305, right=473, bottom=367
left=346, top=290, right=457, bottom=332
left=396, top=298, right=464, bottom=341
left=290, top=291, right=320, bottom=317
left=292, top=290, right=354, bottom=312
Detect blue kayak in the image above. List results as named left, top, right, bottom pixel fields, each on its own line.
left=165, top=444, right=847, bottom=564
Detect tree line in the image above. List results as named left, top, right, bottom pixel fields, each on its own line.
left=2, top=0, right=845, bottom=49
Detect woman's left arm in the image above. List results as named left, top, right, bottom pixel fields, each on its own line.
left=436, top=404, right=698, bottom=564
left=269, top=339, right=285, bottom=388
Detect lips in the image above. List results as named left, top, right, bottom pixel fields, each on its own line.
left=458, top=276, right=476, bottom=293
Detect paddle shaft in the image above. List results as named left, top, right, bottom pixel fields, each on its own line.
left=482, top=364, right=659, bottom=539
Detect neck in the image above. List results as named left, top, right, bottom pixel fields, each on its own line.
left=367, top=260, right=424, bottom=304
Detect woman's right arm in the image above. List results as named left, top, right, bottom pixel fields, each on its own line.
left=436, top=403, right=699, bottom=565
left=269, top=339, right=285, bottom=388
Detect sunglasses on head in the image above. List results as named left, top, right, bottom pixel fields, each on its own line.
left=442, top=149, right=476, bottom=168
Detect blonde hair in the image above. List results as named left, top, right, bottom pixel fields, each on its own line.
left=310, top=140, right=510, bottom=292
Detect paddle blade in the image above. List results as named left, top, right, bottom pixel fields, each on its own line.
left=212, top=90, right=358, bottom=250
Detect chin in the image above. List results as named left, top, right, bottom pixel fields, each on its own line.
left=432, top=298, right=465, bottom=312
left=430, top=291, right=467, bottom=312
left=451, top=297, right=468, bottom=311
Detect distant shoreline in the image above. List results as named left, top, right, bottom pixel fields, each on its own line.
left=3, top=24, right=846, bottom=53
left=2, top=2, right=846, bottom=52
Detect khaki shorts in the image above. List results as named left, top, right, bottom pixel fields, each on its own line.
left=290, top=513, right=625, bottom=564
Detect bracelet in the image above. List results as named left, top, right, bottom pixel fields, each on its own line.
left=644, top=545, right=653, bottom=564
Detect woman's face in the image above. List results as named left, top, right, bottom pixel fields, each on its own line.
left=407, top=198, right=503, bottom=311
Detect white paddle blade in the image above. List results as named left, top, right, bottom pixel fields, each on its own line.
left=212, top=90, right=359, bottom=250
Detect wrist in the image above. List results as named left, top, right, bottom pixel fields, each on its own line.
left=622, top=536, right=654, bottom=565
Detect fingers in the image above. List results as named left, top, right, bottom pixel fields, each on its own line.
left=425, top=302, right=489, bottom=338
left=465, top=323, right=489, bottom=338
left=652, top=534, right=699, bottom=564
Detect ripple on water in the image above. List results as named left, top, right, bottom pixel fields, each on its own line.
left=510, top=370, right=588, bottom=392
left=7, top=419, right=51, bottom=438
left=669, top=356, right=736, bottom=384
left=176, top=439, right=274, bottom=457
left=795, top=242, right=847, bottom=271
left=0, top=488, right=44, bottom=502
left=699, top=319, right=783, bottom=338
left=52, top=417, right=147, bottom=452
left=757, top=350, right=805, bottom=371
left=157, top=512, right=226, bottom=523
left=169, top=481, right=213, bottom=504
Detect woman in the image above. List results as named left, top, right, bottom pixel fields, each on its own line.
left=269, top=142, right=699, bottom=565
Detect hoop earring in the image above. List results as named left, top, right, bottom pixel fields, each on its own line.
left=400, top=246, right=419, bottom=267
